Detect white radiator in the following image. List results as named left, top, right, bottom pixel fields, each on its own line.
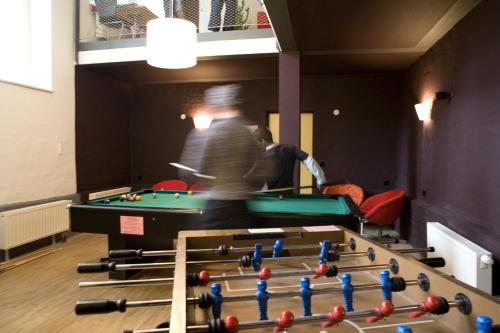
left=427, top=222, right=493, bottom=294
left=89, top=187, right=131, bottom=200
left=0, top=200, right=71, bottom=255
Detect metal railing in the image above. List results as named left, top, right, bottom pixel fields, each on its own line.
left=79, top=0, right=272, bottom=42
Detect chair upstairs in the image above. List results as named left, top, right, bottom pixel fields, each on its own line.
left=94, top=0, right=128, bottom=39
left=152, top=179, right=188, bottom=191
left=322, top=184, right=364, bottom=206
left=359, top=189, right=406, bottom=240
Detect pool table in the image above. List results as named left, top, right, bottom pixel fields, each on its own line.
left=70, top=189, right=363, bottom=278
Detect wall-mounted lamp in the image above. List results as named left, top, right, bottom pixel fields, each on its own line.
left=414, top=90, right=453, bottom=121
left=414, top=101, right=433, bottom=121
left=193, top=114, right=212, bottom=129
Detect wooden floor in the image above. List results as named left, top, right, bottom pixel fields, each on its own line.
left=0, top=233, right=171, bottom=333
left=0, top=230, right=409, bottom=333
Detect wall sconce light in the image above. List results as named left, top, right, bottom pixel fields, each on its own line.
left=414, top=101, right=433, bottom=121
left=193, top=114, right=212, bottom=129
left=414, top=90, right=453, bottom=121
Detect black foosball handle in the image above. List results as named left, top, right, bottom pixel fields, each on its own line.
left=419, top=257, right=446, bottom=268
left=75, top=299, right=126, bottom=315
left=77, top=262, right=116, bottom=273
left=109, top=249, right=143, bottom=259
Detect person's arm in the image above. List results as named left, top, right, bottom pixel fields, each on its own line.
left=303, top=155, right=326, bottom=188
left=294, top=147, right=326, bottom=188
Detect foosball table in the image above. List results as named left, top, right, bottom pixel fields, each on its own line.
left=75, top=226, right=500, bottom=332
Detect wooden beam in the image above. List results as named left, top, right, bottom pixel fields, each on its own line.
left=262, top=0, right=297, bottom=51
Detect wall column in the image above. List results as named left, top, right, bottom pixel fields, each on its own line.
left=278, top=51, right=300, bottom=147
left=278, top=51, right=300, bottom=189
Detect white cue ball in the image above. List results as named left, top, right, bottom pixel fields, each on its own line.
left=175, top=193, right=180, bottom=198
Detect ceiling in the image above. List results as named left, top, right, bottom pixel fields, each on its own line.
left=265, top=0, right=481, bottom=73
left=82, top=0, right=482, bottom=82
left=80, top=55, right=279, bottom=84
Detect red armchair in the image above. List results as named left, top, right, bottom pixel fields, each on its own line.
left=360, top=189, right=405, bottom=239
left=189, top=182, right=205, bottom=191
left=152, top=179, right=188, bottom=190
left=322, top=184, right=364, bottom=206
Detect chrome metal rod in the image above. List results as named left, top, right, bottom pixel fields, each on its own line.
left=93, top=279, right=420, bottom=312
left=339, top=252, right=366, bottom=257
left=187, top=244, right=324, bottom=254
left=127, top=299, right=172, bottom=308
left=125, top=299, right=461, bottom=333
left=79, top=277, right=173, bottom=288
left=338, top=264, right=388, bottom=272
left=207, top=262, right=392, bottom=282
left=143, top=250, right=176, bottom=257
left=207, top=268, right=313, bottom=282
left=113, top=242, right=349, bottom=260
left=115, top=262, right=175, bottom=270
left=126, top=329, right=169, bottom=333
left=396, top=247, right=434, bottom=254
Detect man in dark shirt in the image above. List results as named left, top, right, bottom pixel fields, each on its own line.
left=253, top=126, right=326, bottom=190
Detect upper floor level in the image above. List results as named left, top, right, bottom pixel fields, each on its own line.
left=78, top=0, right=279, bottom=65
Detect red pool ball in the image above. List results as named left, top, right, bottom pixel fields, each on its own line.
left=188, top=190, right=193, bottom=196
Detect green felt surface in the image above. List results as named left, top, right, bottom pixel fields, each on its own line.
left=88, top=190, right=352, bottom=215
left=247, top=194, right=351, bottom=215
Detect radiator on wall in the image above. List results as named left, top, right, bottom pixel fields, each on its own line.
left=427, top=222, right=494, bottom=294
left=88, top=187, right=131, bottom=200
left=0, top=200, right=72, bottom=260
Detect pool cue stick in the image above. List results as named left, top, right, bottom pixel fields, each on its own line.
left=169, top=162, right=216, bottom=179
left=256, top=183, right=337, bottom=193
left=169, top=162, right=199, bottom=173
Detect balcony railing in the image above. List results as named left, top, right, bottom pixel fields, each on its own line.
left=79, top=0, right=272, bottom=43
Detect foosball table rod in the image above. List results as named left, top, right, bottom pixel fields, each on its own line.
left=123, top=294, right=471, bottom=333
left=78, top=247, right=437, bottom=274
left=77, top=260, right=394, bottom=288
left=79, top=257, right=446, bottom=288
left=75, top=273, right=429, bottom=315
left=109, top=238, right=401, bottom=260
left=108, top=238, right=362, bottom=260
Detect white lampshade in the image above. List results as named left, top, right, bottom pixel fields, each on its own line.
left=193, top=114, right=212, bottom=129
left=146, top=18, right=197, bottom=69
left=414, top=101, right=433, bottom=121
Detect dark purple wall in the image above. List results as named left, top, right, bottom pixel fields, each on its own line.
left=129, top=80, right=279, bottom=188
left=302, top=74, right=402, bottom=193
left=75, top=68, right=131, bottom=192
left=396, top=0, right=500, bottom=293
left=129, top=75, right=402, bottom=192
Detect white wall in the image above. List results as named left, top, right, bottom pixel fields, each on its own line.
left=0, top=0, right=76, bottom=205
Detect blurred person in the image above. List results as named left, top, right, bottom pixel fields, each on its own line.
left=253, top=126, right=326, bottom=191
left=208, top=0, right=237, bottom=31
left=179, top=84, right=272, bottom=229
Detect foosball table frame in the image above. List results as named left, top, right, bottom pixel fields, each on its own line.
left=169, top=226, right=500, bottom=332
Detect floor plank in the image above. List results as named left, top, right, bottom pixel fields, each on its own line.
left=0, top=233, right=171, bottom=333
